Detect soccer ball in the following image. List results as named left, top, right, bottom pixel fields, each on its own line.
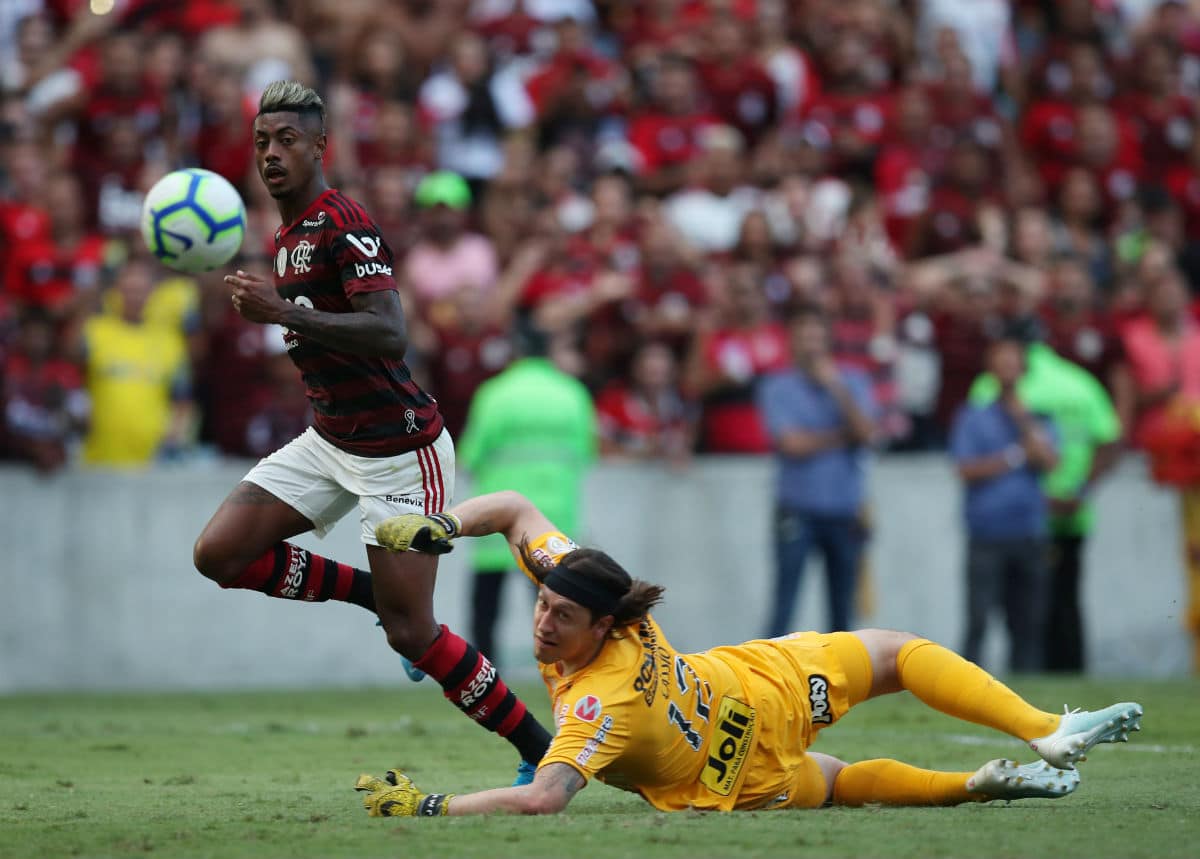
left=141, top=168, right=246, bottom=274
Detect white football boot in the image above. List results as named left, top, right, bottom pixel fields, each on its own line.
left=1028, top=702, right=1143, bottom=770
left=966, top=758, right=1080, bottom=800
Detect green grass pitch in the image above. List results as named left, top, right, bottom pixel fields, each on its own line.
left=1, top=677, right=1196, bottom=859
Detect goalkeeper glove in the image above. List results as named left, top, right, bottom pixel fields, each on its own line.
left=355, top=769, right=455, bottom=817
left=375, top=512, right=461, bottom=554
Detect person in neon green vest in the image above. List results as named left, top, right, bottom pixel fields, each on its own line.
left=458, top=321, right=598, bottom=668
left=969, top=324, right=1122, bottom=672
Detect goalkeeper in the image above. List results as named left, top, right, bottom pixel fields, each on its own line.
left=356, top=492, right=1142, bottom=817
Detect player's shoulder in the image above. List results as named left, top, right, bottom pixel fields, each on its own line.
left=521, top=530, right=579, bottom=571
left=323, top=189, right=377, bottom=231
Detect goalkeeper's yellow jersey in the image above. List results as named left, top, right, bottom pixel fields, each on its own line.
left=519, top=531, right=853, bottom=812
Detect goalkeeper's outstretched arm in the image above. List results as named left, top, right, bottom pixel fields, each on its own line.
left=356, top=762, right=585, bottom=817
left=376, top=490, right=561, bottom=559
left=446, top=490, right=559, bottom=545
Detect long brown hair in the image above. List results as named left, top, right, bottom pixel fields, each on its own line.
left=520, top=540, right=665, bottom=627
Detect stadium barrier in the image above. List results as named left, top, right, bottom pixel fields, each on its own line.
left=0, top=454, right=1188, bottom=691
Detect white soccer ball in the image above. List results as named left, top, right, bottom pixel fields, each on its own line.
left=141, top=168, right=247, bottom=273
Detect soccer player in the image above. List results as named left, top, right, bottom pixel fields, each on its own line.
left=191, top=81, right=551, bottom=775
left=355, top=491, right=1143, bottom=816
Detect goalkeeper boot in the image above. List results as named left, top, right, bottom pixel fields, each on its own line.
left=966, top=759, right=1079, bottom=800
left=1029, top=702, right=1143, bottom=770
left=512, top=759, right=537, bottom=787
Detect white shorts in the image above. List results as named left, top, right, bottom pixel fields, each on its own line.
left=243, top=426, right=455, bottom=545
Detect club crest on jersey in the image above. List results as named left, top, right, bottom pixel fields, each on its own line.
left=275, top=247, right=288, bottom=277
left=346, top=233, right=381, bottom=258
left=573, top=695, right=603, bottom=722
left=291, top=240, right=315, bottom=274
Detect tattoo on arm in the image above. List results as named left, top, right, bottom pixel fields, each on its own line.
left=228, top=482, right=283, bottom=505
left=464, top=518, right=492, bottom=537
left=537, top=763, right=585, bottom=801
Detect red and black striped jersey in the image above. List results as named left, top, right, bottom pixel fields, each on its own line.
left=272, top=188, right=443, bottom=457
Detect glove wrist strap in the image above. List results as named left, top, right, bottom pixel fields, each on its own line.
left=428, top=512, right=461, bottom=539
left=417, top=793, right=454, bottom=816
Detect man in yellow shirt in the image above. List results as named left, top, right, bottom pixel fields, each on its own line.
left=357, top=492, right=1143, bottom=816
left=82, top=257, right=194, bottom=466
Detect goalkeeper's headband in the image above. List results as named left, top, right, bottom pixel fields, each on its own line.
left=543, top=567, right=624, bottom=617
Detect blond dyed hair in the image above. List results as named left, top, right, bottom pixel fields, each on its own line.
left=257, top=81, right=325, bottom=128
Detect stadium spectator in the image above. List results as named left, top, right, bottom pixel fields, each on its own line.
left=417, top=30, right=534, bottom=185
left=1112, top=265, right=1200, bottom=671
left=5, top=171, right=106, bottom=330
left=950, top=327, right=1059, bottom=672
left=684, top=262, right=789, bottom=453
left=522, top=15, right=627, bottom=153
left=456, top=321, right=596, bottom=669
left=2, top=305, right=88, bottom=472
left=401, top=170, right=499, bottom=326
left=242, top=337, right=312, bottom=460
left=421, top=280, right=515, bottom=441
left=626, top=53, right=720, bottom=194
left=79, top=256, right=193, bottom=467
left=662, top=123, right=759, bottom=254
left=595, top=339, right=695, bottom=463
left=695, top=12, right=779, bottom=147
left=758, top=305, right=878, bottom=637
left=363, top=490, right=1142, bottom=816
left=970, top=322, right=1123, bottom=673
left=1039, top=255, right=1123, bottom=387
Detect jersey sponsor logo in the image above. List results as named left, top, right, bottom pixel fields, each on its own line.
left=699, top=696, right=755, bottom=796
left=460, top=658, right=497, bottom=709
left=384, top=494, right=423, bottom=508
left=575, top=739, right=599, bottom=767
left=354, top=261, right=393, bottom=278
left=302, top=211, right=326, bottom=228
left=546, top=535, right=578, bottom=556
left=346, top=233, right=381, bottom=258
left=290, top=240, right=315, bottom=274
left=573, top=694, right=602, bottom=723
left=275, top=247, right=288, bottom=278
left=592, top=714, right=614, bottom=742
left=808, top=674, right=832, bottom=724
left=280, top=544, right=309, bottom=599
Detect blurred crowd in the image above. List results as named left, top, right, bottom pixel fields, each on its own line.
left=2, top=0, right=1200, bottom=472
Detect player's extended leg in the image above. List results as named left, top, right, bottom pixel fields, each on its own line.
left=369, top=546, right=551, bottom=767
left=824, top=752, right=1079, bottom=807
left=851, top=629, right=1141, bottom=769
left=193, top=481, right=376, bottom=610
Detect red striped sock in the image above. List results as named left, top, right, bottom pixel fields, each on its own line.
left=222, top=542, right=375, bottom=611
left=415, top=625, right=551, bottom=763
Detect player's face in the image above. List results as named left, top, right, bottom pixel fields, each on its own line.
left=533, top=586, right=609, bottom=667
left=252, top=112, right=325, bottom=200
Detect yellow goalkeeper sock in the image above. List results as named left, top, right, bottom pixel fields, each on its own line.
left=832, top=759, right=975, bottom=806
left=896, top=639, right=1058, bottom=742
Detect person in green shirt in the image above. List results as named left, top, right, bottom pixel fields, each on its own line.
left=969, top=331, right=1122, bottom=672
left=457, top=322, right=598, bottom=668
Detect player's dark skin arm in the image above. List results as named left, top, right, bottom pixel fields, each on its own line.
left=446, top=763, right=586, bottom=815
left=225, top=270, right=408, bottom=358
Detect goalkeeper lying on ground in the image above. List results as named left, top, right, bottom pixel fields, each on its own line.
left=357, top=491, right=1143, bottom=816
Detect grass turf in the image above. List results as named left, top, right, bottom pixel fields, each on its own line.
left=0, top=677, right=1196, bottom=859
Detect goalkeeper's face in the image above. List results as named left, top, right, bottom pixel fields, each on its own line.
left=532, top=586, right=611, bottom=668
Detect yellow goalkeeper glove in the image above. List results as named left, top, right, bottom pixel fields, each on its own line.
left=375, top=512, right=461, bottom=555
left=355, top=769, right=455, bottom=817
